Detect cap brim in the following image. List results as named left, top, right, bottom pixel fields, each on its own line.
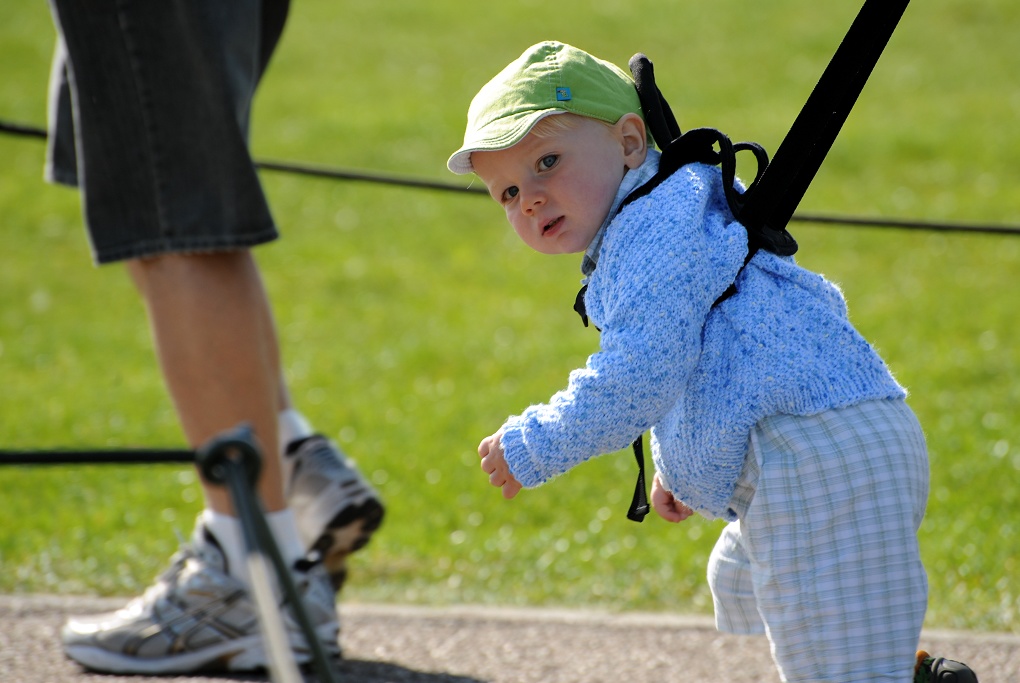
left=447, top=110, right=566, bottom=175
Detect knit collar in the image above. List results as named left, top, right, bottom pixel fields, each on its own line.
left=580, top=148, right=661, bottom=280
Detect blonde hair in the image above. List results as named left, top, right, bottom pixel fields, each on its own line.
left=530, top=112, right=614, bottom=139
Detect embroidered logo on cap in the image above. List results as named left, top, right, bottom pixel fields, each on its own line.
left=556, top=87, right=572, bottom=101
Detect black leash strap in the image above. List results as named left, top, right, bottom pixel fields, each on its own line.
left=738, top=0, right=911, bottom=238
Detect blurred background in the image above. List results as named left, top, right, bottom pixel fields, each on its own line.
left=0, top=0, right=1017, bottom=633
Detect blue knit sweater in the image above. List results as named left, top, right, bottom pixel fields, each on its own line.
left=498, top=159, right=906, bottom=520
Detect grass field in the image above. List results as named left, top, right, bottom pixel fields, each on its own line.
left=1, top=1, right=1018, bottom=634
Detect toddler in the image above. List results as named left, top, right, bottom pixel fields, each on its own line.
left=449, top=41, right=976, bottom=683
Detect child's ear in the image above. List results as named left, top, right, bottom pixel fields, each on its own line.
left=617, top=113, right=648, bottom=169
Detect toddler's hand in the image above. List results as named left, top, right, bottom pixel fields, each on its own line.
left=651, top=472, right=694, bottom=523
left=478, top=430, right=523, bottom=500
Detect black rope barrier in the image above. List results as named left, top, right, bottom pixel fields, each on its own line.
left=3, top=117, right=1019, bottom=236
left=790, top=213, right=1020, bottom=237
left=257, top=157, right=487, bottom=195
left=0, top=448, right=194, bottom=465
left=0, top=119, right=47, bottom=139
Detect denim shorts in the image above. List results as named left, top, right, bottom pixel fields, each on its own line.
left=46, top=0, right=290, bottom=264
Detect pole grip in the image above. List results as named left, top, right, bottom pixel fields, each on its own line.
left=195, top=424, right=262, bottom=487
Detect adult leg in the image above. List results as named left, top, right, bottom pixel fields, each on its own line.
left=50, top=3, right=342, bottom=673
left=126, top=250, right=285, bottom=513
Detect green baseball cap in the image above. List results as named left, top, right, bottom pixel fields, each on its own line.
left=447, top=41, right=643, bottom=175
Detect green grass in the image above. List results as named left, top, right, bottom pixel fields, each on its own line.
left=1, top=0, right=1018, bottom=634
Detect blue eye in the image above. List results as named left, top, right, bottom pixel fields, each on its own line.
left=502, top=186, right=519, bottom=202
left=539, top=154, right=558, bottom=170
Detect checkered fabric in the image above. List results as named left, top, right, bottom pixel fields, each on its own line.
left=707, top=399, right=929, bottom=682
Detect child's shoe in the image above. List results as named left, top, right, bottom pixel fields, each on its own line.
left=61, top=523, right=340, bottom=674
left=284, top=434, right=385, bottom=590
left=914, top=650, right=979, bottom=683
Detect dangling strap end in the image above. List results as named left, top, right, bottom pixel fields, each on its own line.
left=627, top=502, right=650, bottom=523
left=626, top=435, right=651, bottom=523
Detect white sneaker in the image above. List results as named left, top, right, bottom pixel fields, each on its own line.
left=284, top=435, right=384, bottom=590
left=61, top=522, right=340, bottom=674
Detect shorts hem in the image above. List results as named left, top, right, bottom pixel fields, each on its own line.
left=715, top=619, right=766, bottom=636
left=45, top=164, right=79, bottom=188
left=92, top=230, right=279, bottom=265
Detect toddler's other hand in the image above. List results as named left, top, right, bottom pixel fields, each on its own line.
left=478, top=430, right=523, bottom=500
left=651, top=472, right=694, bottom=522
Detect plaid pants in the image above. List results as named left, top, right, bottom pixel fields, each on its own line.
left=707, top=399, right=929, bottom=682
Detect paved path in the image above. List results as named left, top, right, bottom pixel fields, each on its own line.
left=1, top=595, right=1017, bottom=682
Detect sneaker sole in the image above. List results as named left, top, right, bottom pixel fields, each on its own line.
left=65, top=621, right=341, bottom=674
left=66, top=635, right=272, bottom=674
left=310, top=497, right=385, bottom=591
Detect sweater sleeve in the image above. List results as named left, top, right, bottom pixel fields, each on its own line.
left=501, top=165, right=747, bottom=488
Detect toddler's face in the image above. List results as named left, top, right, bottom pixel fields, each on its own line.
left=472, top=115, right=643, bottom=255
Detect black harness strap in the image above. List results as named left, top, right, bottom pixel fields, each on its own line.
left=576, top=0, right=911, bottom=521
